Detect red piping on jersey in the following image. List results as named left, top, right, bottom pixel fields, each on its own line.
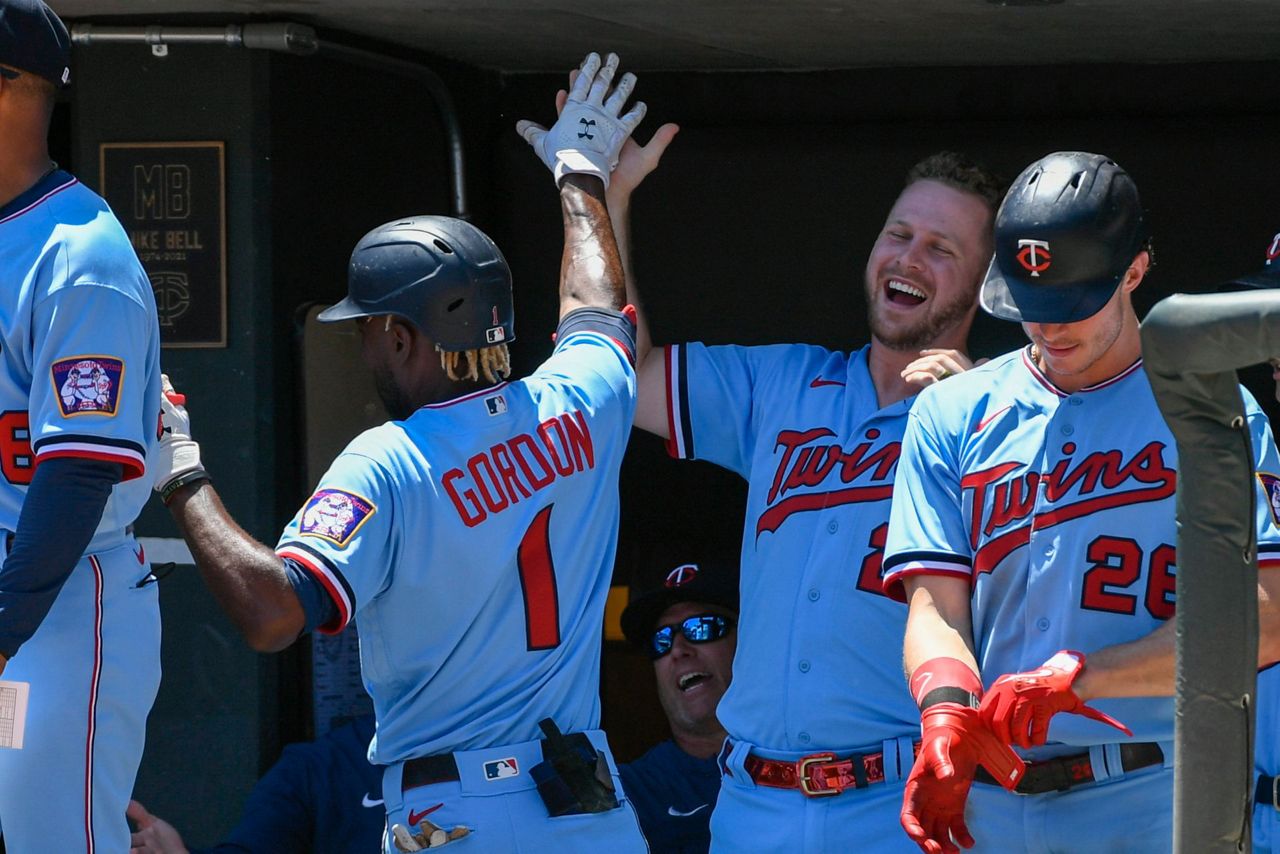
left=423, top=382, right=510, bottom=410
left=1021, top=347, right=1144, bottom=397
left=277, top=546, right=351, bottom=634
left=35, top=447, right=145, bottom=481
left=664, top=346, right=681, bottom=459
left=0, top=177, right=77, bottom=226
left=84, top=555, right=104, bottom=854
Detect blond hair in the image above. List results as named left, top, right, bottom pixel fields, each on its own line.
left=438, top=344, right=512, bottom=384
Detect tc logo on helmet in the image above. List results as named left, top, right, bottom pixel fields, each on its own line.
left=1016, top=239, right=1052, bottom=277
left=665, top=564, right=699, bottom=588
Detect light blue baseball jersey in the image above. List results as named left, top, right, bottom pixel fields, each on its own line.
left=0, top=169, right=162, bottom=853
left=0, top=170, right=160, bottom=541
left=664, top=342, right=921, bottom=752
left=276, top=328, right=636, bottom=764
left=883, top=346, right=1280, bottom=749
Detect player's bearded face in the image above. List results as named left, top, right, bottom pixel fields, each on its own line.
left=863, top=180, right=991, bottom=352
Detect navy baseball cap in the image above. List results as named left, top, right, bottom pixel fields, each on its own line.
left=1220, top=231, right=1280, bottom=291
left=0, top=0, right=71, bottom=87
left=620, top=558, right=740, bottom=649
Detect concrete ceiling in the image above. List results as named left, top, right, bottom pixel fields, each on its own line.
left=49, top=0, right=1280, bottom=72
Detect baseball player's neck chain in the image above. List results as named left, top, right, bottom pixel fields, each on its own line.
left=37, top=161, right=58, bottom=182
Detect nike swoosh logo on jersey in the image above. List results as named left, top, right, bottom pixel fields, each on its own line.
left=668, top=804, right=709, bottom=817
left=974, top=404, right=1013, bottom=433
left=362, top=794, right=384, bottom=808
left=809, top=377, right=845, bottom=388
left=407, top=803, right=444, bottom=825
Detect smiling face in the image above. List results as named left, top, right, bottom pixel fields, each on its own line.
left=652, top=601, right=736, bottom=742
left=864, top=179, right=993, bottom=352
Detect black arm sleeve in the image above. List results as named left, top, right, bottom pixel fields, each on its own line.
left=0, top=458, right=123, bottom=657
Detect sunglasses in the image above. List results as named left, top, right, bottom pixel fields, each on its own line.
left=649, top=614, right=734, bottom=660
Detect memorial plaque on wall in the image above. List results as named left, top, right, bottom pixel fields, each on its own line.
left=99, top=142, right=227, bottom=348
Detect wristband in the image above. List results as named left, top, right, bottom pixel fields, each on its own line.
left=161, top=469, right=211, bottom=506
left=910, top=656, right=984, bottom=709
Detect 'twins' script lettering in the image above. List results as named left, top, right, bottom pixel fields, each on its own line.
left=756, top=428, right=900, bottom=537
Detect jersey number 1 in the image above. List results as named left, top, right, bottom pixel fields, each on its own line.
left=518, top=504, right=561, bottom=650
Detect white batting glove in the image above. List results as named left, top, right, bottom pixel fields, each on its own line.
left=516, top=51, right=647, bottom=188
left=153, top=373, right=206, bottom=501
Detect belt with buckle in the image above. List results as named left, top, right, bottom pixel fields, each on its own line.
left=741, top=743, right=920, bottom=798
left=974, top=742, right=1164, bottom=795
left=402, top=753, right=462, bottom=792
left=1255, top=774, right=1279, bottom=811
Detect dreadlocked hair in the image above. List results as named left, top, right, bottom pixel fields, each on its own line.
left=438, top=344, right=512, bottom=384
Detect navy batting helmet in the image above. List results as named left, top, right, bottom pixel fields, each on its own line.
left=980, top=152, right=1147, bottom=324
left=318, top=216, right=515, bottom=352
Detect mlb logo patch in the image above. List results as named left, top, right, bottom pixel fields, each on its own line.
left=1260, top=473, right=1280, bottom=526
left=299, top=488, right=376, bottom=547
left=51, top=356, right=124, bottom=417
left=485, top=394, right=507, bottom=416
left=485, top=326, right=507, bottom=344
left=483, top=757, right=519, bottom=780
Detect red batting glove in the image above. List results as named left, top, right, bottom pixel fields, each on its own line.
left=978, top=650, right=1133, bottom=749
left=901, top=704, right=1025, bottom=854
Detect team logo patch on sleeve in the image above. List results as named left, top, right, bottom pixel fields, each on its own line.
left=51, top=356, right=124, bottom=417
left=1259, top=473, right=1280, bottom=526
left=299, top=489, right=376, bottom=547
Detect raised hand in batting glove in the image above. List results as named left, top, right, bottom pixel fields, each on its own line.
left=516, top=51, right=647, bottom=188
left=153, top=374, right=208, bottom=504
left=979, top=650, right=1133, bottom=749
left=902, top=704, right=1025, bottom=854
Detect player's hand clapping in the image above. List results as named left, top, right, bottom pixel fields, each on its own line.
left=517, top=51, right=647, bottom=188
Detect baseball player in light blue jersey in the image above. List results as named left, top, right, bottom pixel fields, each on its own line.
left=610, top=138, right=1005, bottom=849
left=0, top=3, right=164, bottom=852
left=883, top=152, right=1280, bottom=854
left=153, top=53, right=650, bottom=854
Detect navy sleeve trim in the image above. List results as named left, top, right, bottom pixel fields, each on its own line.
left=555, top=305, right=638, bottom=365
left=275, top=540, right=356, bottom=634
left=281, top=555, right=342, bottom=636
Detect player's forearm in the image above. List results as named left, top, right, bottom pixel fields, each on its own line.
left=558, top=174, right=625, bottom=317
left=1071, top=619, right=1175, bottom=701
left=902, top=578, right=980, bottom=679
left=606, top=194, right=652, bottom=366
left=166, top=482, right=305, bottom=653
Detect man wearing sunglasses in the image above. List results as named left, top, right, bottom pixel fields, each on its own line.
left=620, top=560, right=739, bottom=854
